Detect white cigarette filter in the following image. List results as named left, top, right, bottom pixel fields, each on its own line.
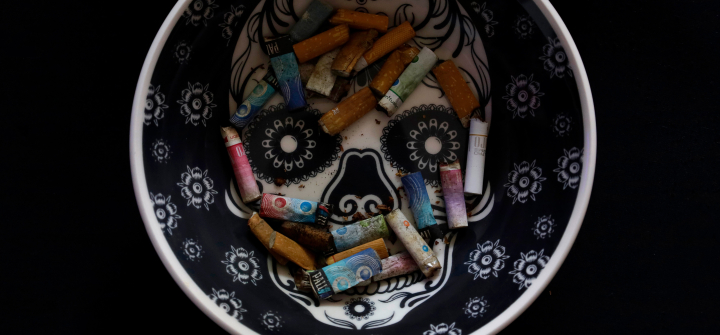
left=464, top=118, right=489, bottom=195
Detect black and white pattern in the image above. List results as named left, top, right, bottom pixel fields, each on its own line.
left=150, top=192, right=180, bottom=235
left=509, top=249, right=550, bottom=290
left=463, top=297, right=489, bottom=318
left=145, top=84, right=167, bottom=126
left=540, top=37, right=573, bottom=78
left=424, top=322, right=462, bottom=335
left=513, top=15, right=535, bottom=39
left=552, top=113, right=573, bottom=137
left=554, top=147, right=583, bottom=189
left=259, top=311, right=282, bottom=331
left=177, top=82, right=216, bottom=126
left=177, top=166, right=217, bottom=210
left=150, top=139, right=171, bottom=163
left=222, top=246, right=262, bottom=285
left=344, top=297, right=376, bottom=321
left=504, top=160, right=546, bottom=204
left=380, top=105, right=467, bottom=187
left=209, top=288, right=246, bottom=321
left=532, top=215, right=556, bottom=239
left=464, top=240, right=509, bottom=280
left=471, top=2, right=498, bottom=38
left=173, top=41, right=192, bottom=64
left=219, top=5, right=244, bottom=45
left=243, top=104, right=342, bottom=186
left=182, top=238, right=203, bottom=261
left=502, top=74, right=544, bottom=118
left=182, top=0, right=219, bottom=26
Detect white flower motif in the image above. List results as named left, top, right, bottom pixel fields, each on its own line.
left=182, top=238, right=203, bottom=261
left=151, top=139, right=172, bottom=163
left=502, top=74, right=544, bottom=118
left=509, top=249, right=550, bottom=290
left=219, top=5, right=244, bottom=45
left=514, top=15, right=535, bottom=39
left=209, top=288, right=247, bottom=321
left=259, top=311, right=282, bottom=331
left=552, top=113, right=572, bottom=137
left=177, top=166, right=218, bottom=210
left=222, top=246, right=262, bottom=285
left=145, top=84, right=168, bottom=126
left=182, top=0, right=219, bottom=26
left=423, top=322, right=462, bottom=335
left=150, top=192, right=181, bottom=235
left=463, top=296, right=489, bottom=318
left=464, top=240, right=509, bottom=280
left=504, top=160, right=546, bottom=204
left=532, top=215, right=556, bottom=239
left=177, top=82, right=216, bottom=126
left=407, top=119, right=461, bottom=173
left=471, top=2, right=497, bottom=37
left=554, top=148, right=583, bottom=189
left=540, top=37, right=574, bottom=78
left=173, top=41, right=192, bottom=64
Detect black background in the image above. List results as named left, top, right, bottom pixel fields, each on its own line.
left=2, top=0, right=719, bottom=333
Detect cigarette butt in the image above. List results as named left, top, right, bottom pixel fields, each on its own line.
left=326, top=77, right=351, bottom=102
left=354, top=21, right=415, bottom=72
left=248, top=213, right=289, bottom=265
left=370, top=44, right=420, bottom=98
left=318, top=87, right=377, bottom=135
left=278, top=221, right=335, bottom=254
left=269, top=231, right=318, bottom=270
left=386, top=209, right=441, bottom=278
left=432, top=60, right=481, bottom=127
left=331, top=30, right=378, bottom=78
left=377, top=47, right=438, bottom=116
left=440, top=160, right=468, bottom=229
left=325, top=238, right=389, bottom=265
left=289, top=0, right=335, bottom=43
left=293, top=24, right=350, bottom=64
left=307, top=49, right=340, bottom=96
left=329, top=9, right=389, bottom=33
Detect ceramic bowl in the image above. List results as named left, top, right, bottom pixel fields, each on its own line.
left=130, top=0, right=596, bottom=333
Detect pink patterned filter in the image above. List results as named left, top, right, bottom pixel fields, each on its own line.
left=221, top=127, right=261, bottom=203
left=440, top=160, right=468, bottom=229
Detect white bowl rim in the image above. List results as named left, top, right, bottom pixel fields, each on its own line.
left=129, top=1, right=596, bottom=334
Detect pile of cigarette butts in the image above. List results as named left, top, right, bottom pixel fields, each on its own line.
left=220, top=1, right=491, bottom=300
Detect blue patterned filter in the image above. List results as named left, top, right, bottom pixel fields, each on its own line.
left=401, top=172, right=443, bottom=240
left=308, top=248, right=382, bottom=299
left=330, top=215, right=390, bottom=252
left=229, top=70, right=279, bottom=128
left=265, top=35, right=307, bottom=112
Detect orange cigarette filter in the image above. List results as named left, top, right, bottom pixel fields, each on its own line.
left=331, top=29, right=378, bottom=77
left=248, top=213, right=289, bottom=265
left=325, top=238, right=389, bottom=265
left=293, top=24, right=350, bottom=64
left=369, top=44, right=420, bottom=98
left=432, top=60, right=481, bottom=128
left=329, top=9, right=389, bottom=33
left=354, top=21, right=415, bottom=72
left=318, top=87, right=377, bottom=135
left=269, top=231, right=318, bottom=270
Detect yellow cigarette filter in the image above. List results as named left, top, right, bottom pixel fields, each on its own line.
left=369, top=44, right=420, bottom=98
left=432, top=60, right=481, bottom=127
left=318, top=87, right=377, bottom=135
left=325, top=238, right=389, bottom=265
left=331, top=30, right=378, bottom=77
left=329, top=9, right=389, bottom=33
left=354, top=21, right=415, bottom=72
left=293, top=24, right=350, bottom=64
left=248, top=213, right=289, bottom=265
left=269, top=231, right=318, bottom=270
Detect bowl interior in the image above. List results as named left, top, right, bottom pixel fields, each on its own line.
left=133, top=0, right=593, bottom=333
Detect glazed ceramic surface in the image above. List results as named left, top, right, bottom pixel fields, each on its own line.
left=130, top=0, right=596, bottom=333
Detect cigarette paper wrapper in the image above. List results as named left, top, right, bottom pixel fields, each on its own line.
left=377, top=47, right=438, bottom=116
left=306, top=49, right=340, bottom=96
left=329, top=9, right=389, bottom=33
left=265, top=36, right=307, bottom=112
left=229, top=71, right=278, bottom=128
left=370, top=44, right=420, bottom=98
left=356, top=251, right=420, bottom=286
left=319, top=87, right=377, bottom=136
left=354, top=21, right=415, bottom=72
left=260, top=193, right=333, bottom=226
left=330, top=214, right=390, bottom=252
left=279, top=221, right=335, bottom=255
left=289, top=0, right=334, bottom=43
left=332, top=30, right=378, bottom=78
left=308, top=248, right=382, bottom=299
left=386, top=209, right=441, bottom=277
left=248, top=213, right=289, bottom=265
left=221, top=127, right=261, bottom=203
left=401, top=171, right=443, bottom=240
left=440, top=160, right=468, bottom=229
left=269, top=231, right=317, bottom=270
left=327, top=77, right=351, bottom=102
left=293, top=24, right=350, bottom=64
left=325, top=238, right=389, bottom=265
left=464, top=118, right=489, bottom=195
left=432, top=60, right=481, bottom=127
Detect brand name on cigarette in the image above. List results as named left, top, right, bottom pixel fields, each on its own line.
left=265, top=42, right=280, bottom=55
